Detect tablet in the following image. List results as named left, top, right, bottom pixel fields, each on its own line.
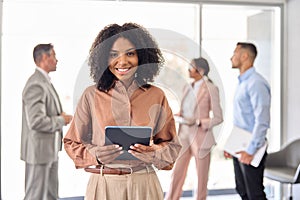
left=104, top=126, right=152, bottom=160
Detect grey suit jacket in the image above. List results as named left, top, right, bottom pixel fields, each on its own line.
left=21, top=69, right=65, bottom=164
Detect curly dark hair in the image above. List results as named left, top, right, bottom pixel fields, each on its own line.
left=89, top=22, right=165, bottom=91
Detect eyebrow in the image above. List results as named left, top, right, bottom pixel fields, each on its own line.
left=110, top=48, right=136, bottom=52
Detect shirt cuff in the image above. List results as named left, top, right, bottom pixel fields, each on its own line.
left=57, top=116, right=65, bottom=127
left=246, top=145, right=257, bottom=155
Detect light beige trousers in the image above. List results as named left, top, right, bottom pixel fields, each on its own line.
left=85, top=171, right=163, bottom=200
left=165, top=147, right=211, bottom=200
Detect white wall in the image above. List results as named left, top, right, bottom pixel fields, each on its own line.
left=285, top=0, right=300, bottom=142
left=285, top=0, right=300, bottom=198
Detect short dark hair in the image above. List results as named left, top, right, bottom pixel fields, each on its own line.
left=237, top=42, right=257, bottom=60
left=33, top=43, right=54, bottom=64
left=89, top=22, right=164, bottom=91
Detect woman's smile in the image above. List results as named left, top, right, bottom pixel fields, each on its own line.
left=108, top=37, right=139, bottom=85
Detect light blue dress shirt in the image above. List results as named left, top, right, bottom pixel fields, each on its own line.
left=233, top=67, right=271, bottom=155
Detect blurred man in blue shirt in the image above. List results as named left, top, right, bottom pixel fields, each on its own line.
left=224, top=42, right=271, bottom=200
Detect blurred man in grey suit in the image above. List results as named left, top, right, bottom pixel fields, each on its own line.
left=21, top=43, right=73, bottom=200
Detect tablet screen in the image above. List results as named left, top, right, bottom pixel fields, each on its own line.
left=104, top=126, right=152, bottom=160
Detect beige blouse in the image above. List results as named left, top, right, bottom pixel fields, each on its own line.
left=63, top=80, right=181, bottom=170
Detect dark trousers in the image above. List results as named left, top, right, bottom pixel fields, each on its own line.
left=233, top=152, right=268, bottom=200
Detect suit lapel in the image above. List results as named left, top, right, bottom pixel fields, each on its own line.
left=35, top=70, right=62, bottom=115
left=49, top=83, right=63, bottom=114
left=181, top=84, right=191, bottom=104
left=196, top=80, right=207, bottom=104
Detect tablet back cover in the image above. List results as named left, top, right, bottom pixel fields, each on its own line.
left=105, top=126, right=152, bottom=160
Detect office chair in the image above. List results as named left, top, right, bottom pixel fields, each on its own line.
left=264, top=138, right=300, bottom=200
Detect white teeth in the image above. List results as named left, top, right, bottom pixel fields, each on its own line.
left=117, top=68, right=129, bottom=72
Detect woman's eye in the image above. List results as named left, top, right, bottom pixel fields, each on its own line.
left=127, top=51, right=135, bottom=56
left=110, top=52, right=118, bottom=58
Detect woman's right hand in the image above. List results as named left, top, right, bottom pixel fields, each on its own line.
left=94, top=145, right=123, bottom=164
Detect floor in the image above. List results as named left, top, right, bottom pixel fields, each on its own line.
left=59, top=194, right=241, bottom=200
left=207, top=195, right=240, bottom=200
left=181, top=194, right=240, bottom=199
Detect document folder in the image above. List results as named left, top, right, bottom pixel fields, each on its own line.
left=224, top=126, right=267, bottom=167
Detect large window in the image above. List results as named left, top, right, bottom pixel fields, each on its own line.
left=1, top=1, right=282, bottom=199
left=201, top=5, right=282, bottom=196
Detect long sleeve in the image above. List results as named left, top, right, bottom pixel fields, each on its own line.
left=151, top=95, right=182, bottom=170
left=63, top=90, right=98, bottom=168
left=246, top=79, right=271, bottom=154
left=233, top=68, right=271, bottom=155
left=200, top=82, right=223, bottom=130
left=23, top=82, right=65, bottom=132
left=63, top=83, right=182, bottom=169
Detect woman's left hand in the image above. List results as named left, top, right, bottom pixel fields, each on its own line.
left=128, top=143, right=161, bottom=163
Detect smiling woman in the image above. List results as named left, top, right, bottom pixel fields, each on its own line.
left=89, top=23, right=164, bottom=92
left=108, top=37, right=139, bottom=87
left=63, top=22, right=182, bottom=200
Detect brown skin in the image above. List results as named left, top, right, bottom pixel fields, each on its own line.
left=107, top=37, right=166, bottom=162
left=108, top=37, right=139, bottom=89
